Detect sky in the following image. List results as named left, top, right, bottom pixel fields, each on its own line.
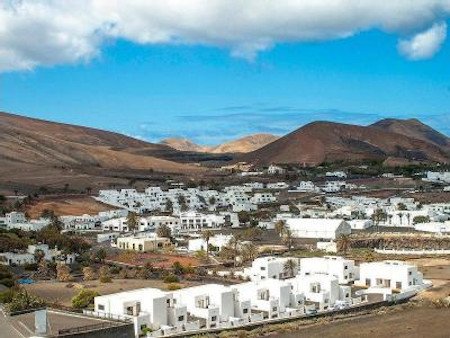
left=1, top=1, right=450, bottom=145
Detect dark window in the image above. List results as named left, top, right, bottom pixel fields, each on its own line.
left=98, top=304, right=105, bottom=311
left=178, top=315, right=184, bottom=321
left=211, top=316, right=217, bottom=322
left=243, top=308, right=248, bottom=314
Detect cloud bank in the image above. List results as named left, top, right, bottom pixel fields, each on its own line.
left=1, top=0, right=450, bottom=72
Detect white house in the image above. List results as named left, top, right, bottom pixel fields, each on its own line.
left=116, top=234, right=171, bottom=252
left=243, top=256, right=300, bottom=281
left=348, top=219, right=373, bottom=230
left=355, top=260, right=424, bottom=292
left=285, top=218, right=351, bottom=240
left=299, top=256, right=358, bottom=284
left=94, top=288, right=189, bottom=336
left=267, top=165, right=286, bottom=175
left=414, top=221, right=450, bottom=234
left=5, top=212, right=49, bottom=232
left=188, top=234, right=233, bottom=252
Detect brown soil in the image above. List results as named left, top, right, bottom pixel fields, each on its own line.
left=24, top=278, right=196, bottom=307
left=25, top=195, right=116, bottom=218
left=107, top=251, right=202, bottom=268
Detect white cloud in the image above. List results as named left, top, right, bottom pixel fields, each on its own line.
left=397, top=22, right=447, bottom=60
left=1, top=0, right=450, bottom=71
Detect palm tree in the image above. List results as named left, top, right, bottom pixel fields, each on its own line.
left=241, top=242, right=258, bottom=263
left=275, top=220, right=286, bottom=236
left=228, top=234, right=242, bottom=268
left=282, top=228, right=293, bottom=251
left=336, top=234, right=350, bottom=254
left=397, top=213, right=403, bottom=226
left=283, top=259, right=297, bottom=278
left=201, top=230, right=214, bottom=261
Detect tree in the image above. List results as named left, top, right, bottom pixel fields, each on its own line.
left=242, top=227, right=262, bottom=241
left=93, top=248, right=107, bottom=263
left=241, top=242, right=258, bottom=263
left=397, top=203, right=407, bottom=211
left=275, top=220, right=286, bottom=236
left=371, top=208, right=387, bottom=231
left=336, top=234, right=351, bottom=254
left=157, top=224, right=172, bottom=238
left=172, top=261, right=185, bottom=275
left=99, top=266, right=111, bottom=283
left=6, top=289, right=45, bottom=313
left=71, top=289, right=99, bottom=309
left=165, top=199, right=173, bottom=213
left=283, top=259, right=297, bottom=278
left=281, top=228, right=293, bottom=251
left=238, top=211, right=251, bottom=225
left=56, top=264, right=72, bottom=282
left=82, top=267, right=96, bottom=281
left=227, top=234, right=242, bottom=268
left=208, top=196, right=216, bottom=206
left=201, top=230, right=214, bottom=261
left=126, top=212, right=139, bottom=233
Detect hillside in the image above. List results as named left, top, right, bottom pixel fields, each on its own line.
left=161, top=138, right=209, bottom=152
left=371, top=118, right=450, bottom=151
left=238, top=120, right=450, bottom=166
left=0, top=112, right=205, bottom=193
left=161, top=133, right=279, bottom=153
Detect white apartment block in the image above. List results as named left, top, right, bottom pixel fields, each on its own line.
left=250, top=192, right=277, bottom=204
left=299, top=256, right=358, bottom=284
left=243, top=256, right=300, bottom=281
left=355, top=260, right=424, bottom=291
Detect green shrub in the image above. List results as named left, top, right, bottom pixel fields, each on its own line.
left=166, top=283, right=181, bottom=291
left=71, top=289, right=99, bottom=309
left=163, top=274, right=179, bottom=283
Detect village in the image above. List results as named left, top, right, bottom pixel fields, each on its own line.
left=0, top=166, right=449, bottom=337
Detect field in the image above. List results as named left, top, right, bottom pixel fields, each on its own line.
left=24, top=195, right=116, bottom=218
left=275, top=307, right=450, bottom=338
left=23, top=278, right=198, bottom=307
left=107, top=251, right=202, bottom=268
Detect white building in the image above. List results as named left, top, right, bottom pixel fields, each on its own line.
left=325, top=171, right=347, bottom=178
left=267, top=165, right=286, bottom=175
left=116, top=234, right=171, bottom=252
left=285, top=218, right=351, bottom=240
left=250, top=192, right=277, bottom=205
left=179, top=212, right=227, bottom=233
left=356, top=260, right=424, bottom=291
left=348, top=219, right=373, bottom=230
left=243, top=256, right=300, bottom=281
left=423, top=171, right=450, bottom=184
left=299, top=256, right=358, bottom=284
left=188, top=234, right=233, bottom=252
left=5, top=212, right=49, bottom=232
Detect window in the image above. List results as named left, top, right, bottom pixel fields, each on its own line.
left=272, top=307, right=277, bottom=312
left=344, top=265, right=348, bottom=270
left=98, top=304, right=105, bottom=311
left=211, top=316, right=217, bottom=322
left=396, top=282, right=402, bottom=289
left=365, top=278, right=371, bottom=286
left=140, top=324, right=147, bottom=330
left=178, top=315, right=184, bottom=321
left=243, top=308, right=248, bottom=314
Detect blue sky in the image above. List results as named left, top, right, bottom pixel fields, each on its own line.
left=1, top=1, right=450, bottom=145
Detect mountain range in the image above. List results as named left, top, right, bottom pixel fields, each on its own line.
left=0, top=112, right=448, bottom=193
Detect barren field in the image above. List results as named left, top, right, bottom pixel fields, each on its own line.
left=107, top=251, right=202, bottom=268
left=275, top=307, right=450, bottom=338
left=25, top=195, right=116, bottom=218
left=24, top=278, right=197, bottom=307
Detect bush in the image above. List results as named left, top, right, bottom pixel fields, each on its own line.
left=6, top=290, right=45, bottom=313
left=166, top=283, right=181, bottom=291
left=71, top=289, right=99, bottom=309
left=163, top=274, right=179, bottom=283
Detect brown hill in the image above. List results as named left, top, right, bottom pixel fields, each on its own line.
left=210, top=134, right=279, bottom=153
left=161, top=138, right=209, bottom=152
left=371, top=118, right=450, bottom=151
left=0, top=112, right=205, bottom=193
left=238, top=120, right=450, bottom=166
left=162, top=133, right=279, bottom=154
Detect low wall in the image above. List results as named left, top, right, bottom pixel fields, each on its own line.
left=375, top=248, right=450, bottom=255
